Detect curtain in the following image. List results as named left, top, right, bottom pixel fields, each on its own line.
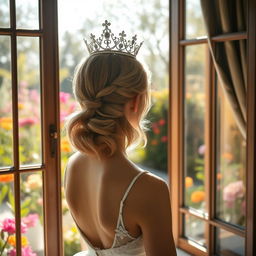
left=200, top=0, right=247, bottom=140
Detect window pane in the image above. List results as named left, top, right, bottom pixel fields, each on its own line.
left=17, top=37, right=42, bottom=167
left=16, top=0, right=39, bottom=30
left=215, top=228, right=244, bottom=256
left=0, top=0, right=10, bottom=28
left=0, top=174, right=16, bottom=252
left=216, top=78, right=246, bottom=227
left=183, top=214, right=206, bottom=247
left=20, top=172, right=45, bottom=255
left=184, top=44, right=207, bottom=211
left=185, top=0, right=206, bottom=39
left=0, top=36, right=13, bottom=168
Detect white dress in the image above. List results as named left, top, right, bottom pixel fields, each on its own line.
left=71, top=171, right=149, bottom=256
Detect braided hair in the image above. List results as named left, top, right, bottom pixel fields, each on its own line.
left=66, top=53, right=150, bottom=157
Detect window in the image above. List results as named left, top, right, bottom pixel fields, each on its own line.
left=170, top=0, right=256, bottom=255
left=0, top=1, right=62, bottom=255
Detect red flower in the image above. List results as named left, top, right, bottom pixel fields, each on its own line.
left=161, top=136, right=168, bottom=142
left=153, top=127, right=160, bottom=134
left=158, top=119, right=166, bottom=126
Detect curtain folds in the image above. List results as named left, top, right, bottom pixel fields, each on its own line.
left=200, top=0, right=247, bottom=140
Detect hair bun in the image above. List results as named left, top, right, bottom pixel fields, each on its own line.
left=66, top=53, right=150, bottom=158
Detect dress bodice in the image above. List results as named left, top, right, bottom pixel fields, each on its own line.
left=71, top=171, right=149, bottom=256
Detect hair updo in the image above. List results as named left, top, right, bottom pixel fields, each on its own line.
left=66, top=53, right=150, bottom=158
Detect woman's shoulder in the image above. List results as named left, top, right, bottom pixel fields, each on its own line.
left=64, top=151, right=88, bottom=187
left=67, top=151, right=87, bottom=165
left=130, top=169, right=170, bottom=217
left=135, top=168, right=169, bottom=193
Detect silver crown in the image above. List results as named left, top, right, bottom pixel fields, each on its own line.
left=84, top=20, right=143, bottom=58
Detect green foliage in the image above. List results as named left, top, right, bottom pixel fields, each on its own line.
left=64, top=238, right=81, bottom=256
left=0, top=129, right=13, bottom=167
left=137, top=89, right=168, bottom=172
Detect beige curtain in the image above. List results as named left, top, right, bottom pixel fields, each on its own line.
left=200, top=0, right=247, bottom=140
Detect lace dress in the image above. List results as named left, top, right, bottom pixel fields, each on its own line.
left=71, top=171, right=149, bottom=256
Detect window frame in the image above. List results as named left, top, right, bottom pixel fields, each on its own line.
left=0, top=0, right=62, bottom=255
left=169, top=0, right=256, bottom=255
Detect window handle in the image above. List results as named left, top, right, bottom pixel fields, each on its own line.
left=49, top=124, right=58, bottom=157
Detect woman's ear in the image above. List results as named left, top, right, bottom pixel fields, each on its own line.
left=132, top=94, right=141, bottom=113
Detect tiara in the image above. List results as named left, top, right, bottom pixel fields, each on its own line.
left=84, top=20, right=143, bottom=58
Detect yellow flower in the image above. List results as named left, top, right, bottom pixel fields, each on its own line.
left=0, top=117, right=12, bottom=130
left=8, top=235, right=28, bottom=247
left=191, top=191, right=205, bottom=203
left=61, top=139, right=71, bottom=153
left=185, top=177, right=193, bottom=188
left=222, top=152, right=233, bottom=161
left=18, top=103, right=25, bottom=110
left=26, top=174, right=42, bottom=189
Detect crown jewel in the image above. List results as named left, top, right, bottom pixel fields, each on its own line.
left=84, top=20, right=143, bottom=58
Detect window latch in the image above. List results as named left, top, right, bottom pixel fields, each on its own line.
left=49, top=124, right=58, bottom=157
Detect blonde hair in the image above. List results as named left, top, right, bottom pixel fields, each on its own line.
left=66, top=53, right=150, bottom=157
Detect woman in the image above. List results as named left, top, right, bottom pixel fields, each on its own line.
left=64, top=21, right=177, bottom=256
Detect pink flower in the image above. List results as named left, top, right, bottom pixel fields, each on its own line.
left=223, top=181, right=244, bottom=208
left=68, top=102, right=77, bottom=113
left=22, top=214, right=39, bottom=228
left=19, top=81, right=28, bottom=87
left=8, top=246, right=36, bottom=256
left=60, top=92, right=71, bottom=104
left=151, top=122, right=158, bottom=129
left=30, top=90, right=40, bottom=103
left=19, top=118, right=36, bottom=127
left=198, top=144, right=205, bottom=155
left=37, top=197, right=43, bottom=206
left=60, top=111, right=68, bottom=122
left=0, top=218, right=27, bottom=234
left=161, top=136, right=168, bottom=142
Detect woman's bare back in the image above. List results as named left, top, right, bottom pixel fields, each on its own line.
left=64, top=151, right=149, bottom=249
left=64, top=151, right=177, bottom=255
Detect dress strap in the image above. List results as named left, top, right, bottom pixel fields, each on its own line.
left=120, top=171, right=148, bottom=205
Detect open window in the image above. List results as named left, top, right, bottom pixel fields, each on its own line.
left=0, top=1, right=62, bottom=255
left=170, top=0, right=256, bottom=255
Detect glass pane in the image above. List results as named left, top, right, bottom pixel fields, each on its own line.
left=184, top=44, right=207, bottom=211
left=17, top=37, right=42, bottom=166
left=0, top=0, right=10, bottom=28
left=185, top=0, right=207, bottom=39
left=0, top=36, right=13, bottom=168
left=0, top=173, right=16, bottom=253
left=16, top=0, right=39, bottom=30
left=20, top=172, right=45, bottom=255
left=58, top=0, right=169, bottom=254
left=215, top=228, right=244, bottom=256
left=216, top=78, right=246, bottom=227
left=183, top=214, right=206, bottom=247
